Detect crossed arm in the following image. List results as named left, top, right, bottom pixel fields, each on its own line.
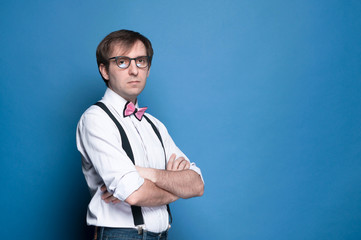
left=102, top=154, right=204, bottom=206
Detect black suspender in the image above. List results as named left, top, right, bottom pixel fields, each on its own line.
left=143, top=115, right=167, bottom=166
left=143, top=115, right=173, bottom=224
left=94, top=102, right=143, bottom=226
left=94, top=102, right=172, bottom=226
left=94, top=102, right=135, bottom=163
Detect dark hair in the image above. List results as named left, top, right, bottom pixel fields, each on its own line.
left=96, top=29, right=153, bottom=86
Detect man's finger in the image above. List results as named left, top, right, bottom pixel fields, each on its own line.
left=178, top=159, right=190, bottom=170
left=172, top=157, right=185, bottom=171
left=103, top=193, right=120, bottom=203
left=167, top=153, right=176, bottom=170
left=176, top=159, right=189, bottom=170
left=112, top=199, right=121, bottom=204
left=106, top=196, right=118, bottom=203
left=101, top=191, right=113, bottom=200
left=185, top=161, right=190, bottom=169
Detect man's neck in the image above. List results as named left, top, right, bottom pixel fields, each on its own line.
left=108, top=87, right=138, bottom=105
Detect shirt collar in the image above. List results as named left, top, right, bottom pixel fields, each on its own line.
left=102, top=88, right=140, bottom=118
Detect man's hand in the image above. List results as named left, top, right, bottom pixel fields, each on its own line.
left=146, top=153, right=203, bottom=198
left=135, top=154, right=190, bottom=182
left=166, top=153, right=190, bottom=171
left=101, top=185, right=121, bottom=204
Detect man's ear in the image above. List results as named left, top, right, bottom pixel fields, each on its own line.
left=99, top=64, right=109, bottom=80
left=147, top=67, right=150, bottom=78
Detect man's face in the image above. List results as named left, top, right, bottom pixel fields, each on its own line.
left=99, top=40, right=150, bottom=103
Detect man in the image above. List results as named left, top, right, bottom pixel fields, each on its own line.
left=76, top=30, right=204, bottom=240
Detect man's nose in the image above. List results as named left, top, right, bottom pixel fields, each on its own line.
left=128, top=59, right=139, bottom=75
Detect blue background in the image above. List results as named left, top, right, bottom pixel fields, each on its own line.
left=1, top=0, right=360, bottom=239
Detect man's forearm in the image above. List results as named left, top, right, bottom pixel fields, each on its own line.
left=125, top=179, right=179, bottom=207
left=139, top=168, right=204, bottom=199
left=102, top=155, right=204, bottom=205
left=155, top=169, right=204, bottom=198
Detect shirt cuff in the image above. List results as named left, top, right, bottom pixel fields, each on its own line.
left=112, top=171, right=145, bottom=201
left=189, top=162, right=205, bottom=183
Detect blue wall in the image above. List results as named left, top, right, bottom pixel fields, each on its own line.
left=1, top=1, right=360, bottom=239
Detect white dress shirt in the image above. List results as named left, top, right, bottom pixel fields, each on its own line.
left=76, top=88, right=202, bottom=233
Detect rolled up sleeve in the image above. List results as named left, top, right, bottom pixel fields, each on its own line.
left=77, top=108, right=144, bottom=201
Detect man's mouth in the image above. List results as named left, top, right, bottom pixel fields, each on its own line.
left=128, top=80, right=140, bottom=84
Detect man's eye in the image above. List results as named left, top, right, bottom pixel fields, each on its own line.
left=117, top=58, right=129, bottom=68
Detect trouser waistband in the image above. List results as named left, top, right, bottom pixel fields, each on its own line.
left=94, top=226, right=168, bottom=240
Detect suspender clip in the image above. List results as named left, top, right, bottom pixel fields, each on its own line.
left=137, top=225, right=144, bottom=235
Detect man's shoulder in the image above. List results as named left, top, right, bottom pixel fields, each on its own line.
left=81, top=103, right=105, bottom=118
left=78, top=102, right=115, bottom=129
left=143, top=113, right=162, bottom=125
left=143, top=113, right=169, bottom=134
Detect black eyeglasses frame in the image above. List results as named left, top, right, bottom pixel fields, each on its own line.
left=108, top=56, right=150, bottom=69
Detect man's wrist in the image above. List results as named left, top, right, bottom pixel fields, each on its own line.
left=147, top=168, right=156, bottom=182
left=140, top=167, right=158, bottom=183
left=137, top=167, right=166, bottom=184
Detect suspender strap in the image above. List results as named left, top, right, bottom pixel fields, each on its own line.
left=94, top=102, right=144, bottom=226
left=143, top=115, right=173, bottom=224
left=143, top=115, right=166, bottom=165
left=95, top=102, right=135, bottom=164
left=94, top=102, right=172, bottom=225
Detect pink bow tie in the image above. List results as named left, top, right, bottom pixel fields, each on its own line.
left=123, top=101, right=147, bottom=121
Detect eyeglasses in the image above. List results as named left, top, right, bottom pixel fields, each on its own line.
left=108, top=56, right=150, bottom=69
